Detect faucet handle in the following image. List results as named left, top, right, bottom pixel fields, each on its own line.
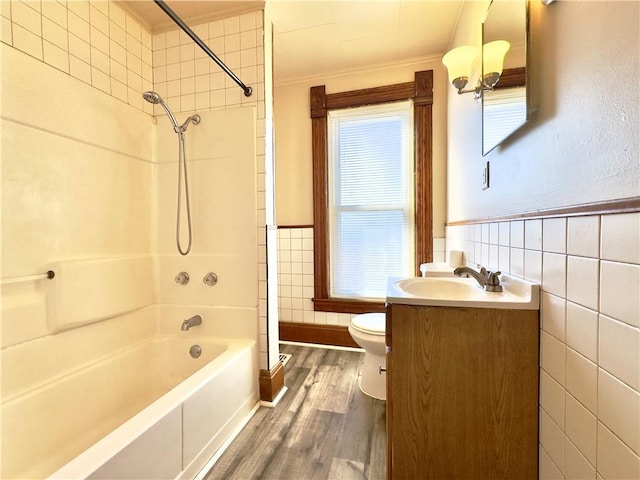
left=175, top=271, right=189, bottom=285
left=487, top=271, right=502, bottom=286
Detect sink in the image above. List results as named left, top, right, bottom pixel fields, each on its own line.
left=387, top=275, right=539, bottom=310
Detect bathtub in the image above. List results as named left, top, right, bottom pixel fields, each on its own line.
left=2, top=326, right=259, bottom=479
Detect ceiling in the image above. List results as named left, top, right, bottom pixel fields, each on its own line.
left=119, top=0, right=464, bottom=83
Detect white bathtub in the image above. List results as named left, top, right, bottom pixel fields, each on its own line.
left=2, top=325, right=258, bottom=479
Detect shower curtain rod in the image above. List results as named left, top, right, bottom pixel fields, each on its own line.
left=153, top=0, right=253, bottom=97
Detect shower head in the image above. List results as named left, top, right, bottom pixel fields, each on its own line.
left=142, top=91, right=161, bottom=104
left=142, top=91, right=180, bottom=132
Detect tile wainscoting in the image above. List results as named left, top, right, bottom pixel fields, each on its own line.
left=276, top=226, right=446, bottom=328
left=447, top=211, right=639, bottom=480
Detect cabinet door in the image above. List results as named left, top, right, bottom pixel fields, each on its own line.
left=388, top=304, right=538, bottom=479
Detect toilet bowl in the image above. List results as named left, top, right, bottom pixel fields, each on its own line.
left=348, top=312, right=386, bottom=400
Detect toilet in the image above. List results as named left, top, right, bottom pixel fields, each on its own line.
left=348, top=312, right=387, bottom=400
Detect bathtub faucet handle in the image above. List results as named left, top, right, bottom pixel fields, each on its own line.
left=175, top=272, right=190, bottom=285
left=203, top=272, right=218, bottom=286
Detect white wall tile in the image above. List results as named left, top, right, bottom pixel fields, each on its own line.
left=524, top=249, right=542, bottom=284
left=565, top=437, right=596, bottom=479
left=448, top=214, right=639, bottom=479
left=566, top=348, right=598, bottom=414
left=43, top=40, right=69, bottom=73
left=68, top=0, right=89, bottom=22
left=12, top=0, right=41, bottom=35
left=543, top=252, right=567, bottom=298
left=498, top=221, right=510, bottom=246
left=596, top=422, right=640, bottom=480
left=69, top=32, right=90, bottom=62
left=481, top=223, right=490, bottom=244
left=42, top=0, right=67, bottom=28
left=12, top=23, right=42, bottom=60
left=511, top=220, right=524, bottom=248
left=43, top=17, right=67, bottom=49
left=541, top=370, right=565, bottom=426
left=540, top=409, right=565, bottom=474
left=601, top=212, right=640, bottom=264
left=566, top=392, right=597, bottom=465
left=544, top=217, right=567, bottom=254
left=566, top=256, right=599, bottom=311
left=1, top=16, right=12, bottom=45
left=1, top=0, right=11, bottom=18
left=510, top=247, right=524, bottom=278
left=567, top=215, right=600, bottom=258
left=525, top=219, right=542, bottom=251
left=69, top=54, right=91, bottom=83
left=566, top=301, right=598, bottom=362
left=68, top=11, right=89, bottom=41
left=542, top=331, right=566, bottom=385
left=541, top=292, right=566, bottom=342
left=600, top=260, right=640, bottom=328
left=598, top=368, right=640, bottom=454
left=599, top=314, right=640, bottom=390
left=540, top=446, right=564, bottom=480
left=498, top=245, right=510, bottom=273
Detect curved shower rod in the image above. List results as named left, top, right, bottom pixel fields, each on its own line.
left=153, top=0, right=253, bottom=97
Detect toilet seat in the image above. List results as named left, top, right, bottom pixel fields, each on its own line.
left=351, top=312, right=385, bottom=335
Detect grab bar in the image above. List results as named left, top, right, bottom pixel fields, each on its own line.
left=153, top=0, right=253, bottom=97
left=1, top=270, right=55, bottom=285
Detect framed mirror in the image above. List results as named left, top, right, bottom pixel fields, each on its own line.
left=482, top=0, right=529, bottom=155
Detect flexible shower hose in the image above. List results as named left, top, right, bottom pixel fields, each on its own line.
left=176, top=132, right=192, bottom=256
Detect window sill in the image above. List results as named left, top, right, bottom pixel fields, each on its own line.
left=313, top=297, right=386, bottom=314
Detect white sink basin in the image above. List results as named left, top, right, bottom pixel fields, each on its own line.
left=387, top=275, right=539, bottom=310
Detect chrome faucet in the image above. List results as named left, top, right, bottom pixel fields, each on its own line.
left=181, top=314, right=202, bottom=331
left=453, top=266, right=503, bottom=292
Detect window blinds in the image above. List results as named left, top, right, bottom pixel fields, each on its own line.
left=328, top=101, right=414, bottom=300
left=483, top=87, right=527, bottom=151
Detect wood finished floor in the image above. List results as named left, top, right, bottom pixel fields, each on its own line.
left=204, top=344, right=387, bottom=480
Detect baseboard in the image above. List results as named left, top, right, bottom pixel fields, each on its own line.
left=259, top=361, right=285, bottom=403
left=279, top=321, right=359, bottom=349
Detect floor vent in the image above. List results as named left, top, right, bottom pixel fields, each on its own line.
left=279, top=353, right=292, bottom=367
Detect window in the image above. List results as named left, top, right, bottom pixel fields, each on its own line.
left=310, top=71, right=433, bottom=313
left=327, top=102, right=415, bottom=300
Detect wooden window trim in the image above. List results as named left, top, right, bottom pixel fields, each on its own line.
left=494, top=67, right=526, bottom=89
left=310, top=71, right=434, bottom=314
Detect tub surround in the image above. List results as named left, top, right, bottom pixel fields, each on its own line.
left=1, top=3, right=266, bottom=477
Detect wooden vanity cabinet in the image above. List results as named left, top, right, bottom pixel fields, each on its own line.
left=386, top=303, right=539, bottom=479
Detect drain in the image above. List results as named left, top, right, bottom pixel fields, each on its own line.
left=189, top=345, right=202, bottom=359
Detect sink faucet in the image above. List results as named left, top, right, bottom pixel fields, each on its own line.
left=453, top=266, right=503, bottom=292
left=181, top=314, right=202, bottom=331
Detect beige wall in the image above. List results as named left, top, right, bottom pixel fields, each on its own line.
left=447, top=0, right=639, bottom=222
left=274, top=58, right=449, bottom=238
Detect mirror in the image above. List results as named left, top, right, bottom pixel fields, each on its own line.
left=482, top=0, right=529, bottom=155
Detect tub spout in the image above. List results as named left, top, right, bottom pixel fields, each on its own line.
left=181, top=314, right=202, bottom=331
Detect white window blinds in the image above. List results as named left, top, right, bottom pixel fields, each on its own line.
left=327, top=101, right=415, bottom=300
left=483, top=87, right=527, bottom=151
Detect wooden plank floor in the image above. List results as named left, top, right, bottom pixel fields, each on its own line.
left=204, top=344, right=387, bottom=480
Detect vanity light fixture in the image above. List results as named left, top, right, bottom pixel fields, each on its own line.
left=442, top=40, right=510, bottom=100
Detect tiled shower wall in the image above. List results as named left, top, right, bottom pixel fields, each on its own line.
left=2, top=0, right=271, bottom=370
left=277, top=226, right=446, bottom=326
left=1, top=0, right=154, bottom=111
left=447, top=212, right=640, bottom=479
